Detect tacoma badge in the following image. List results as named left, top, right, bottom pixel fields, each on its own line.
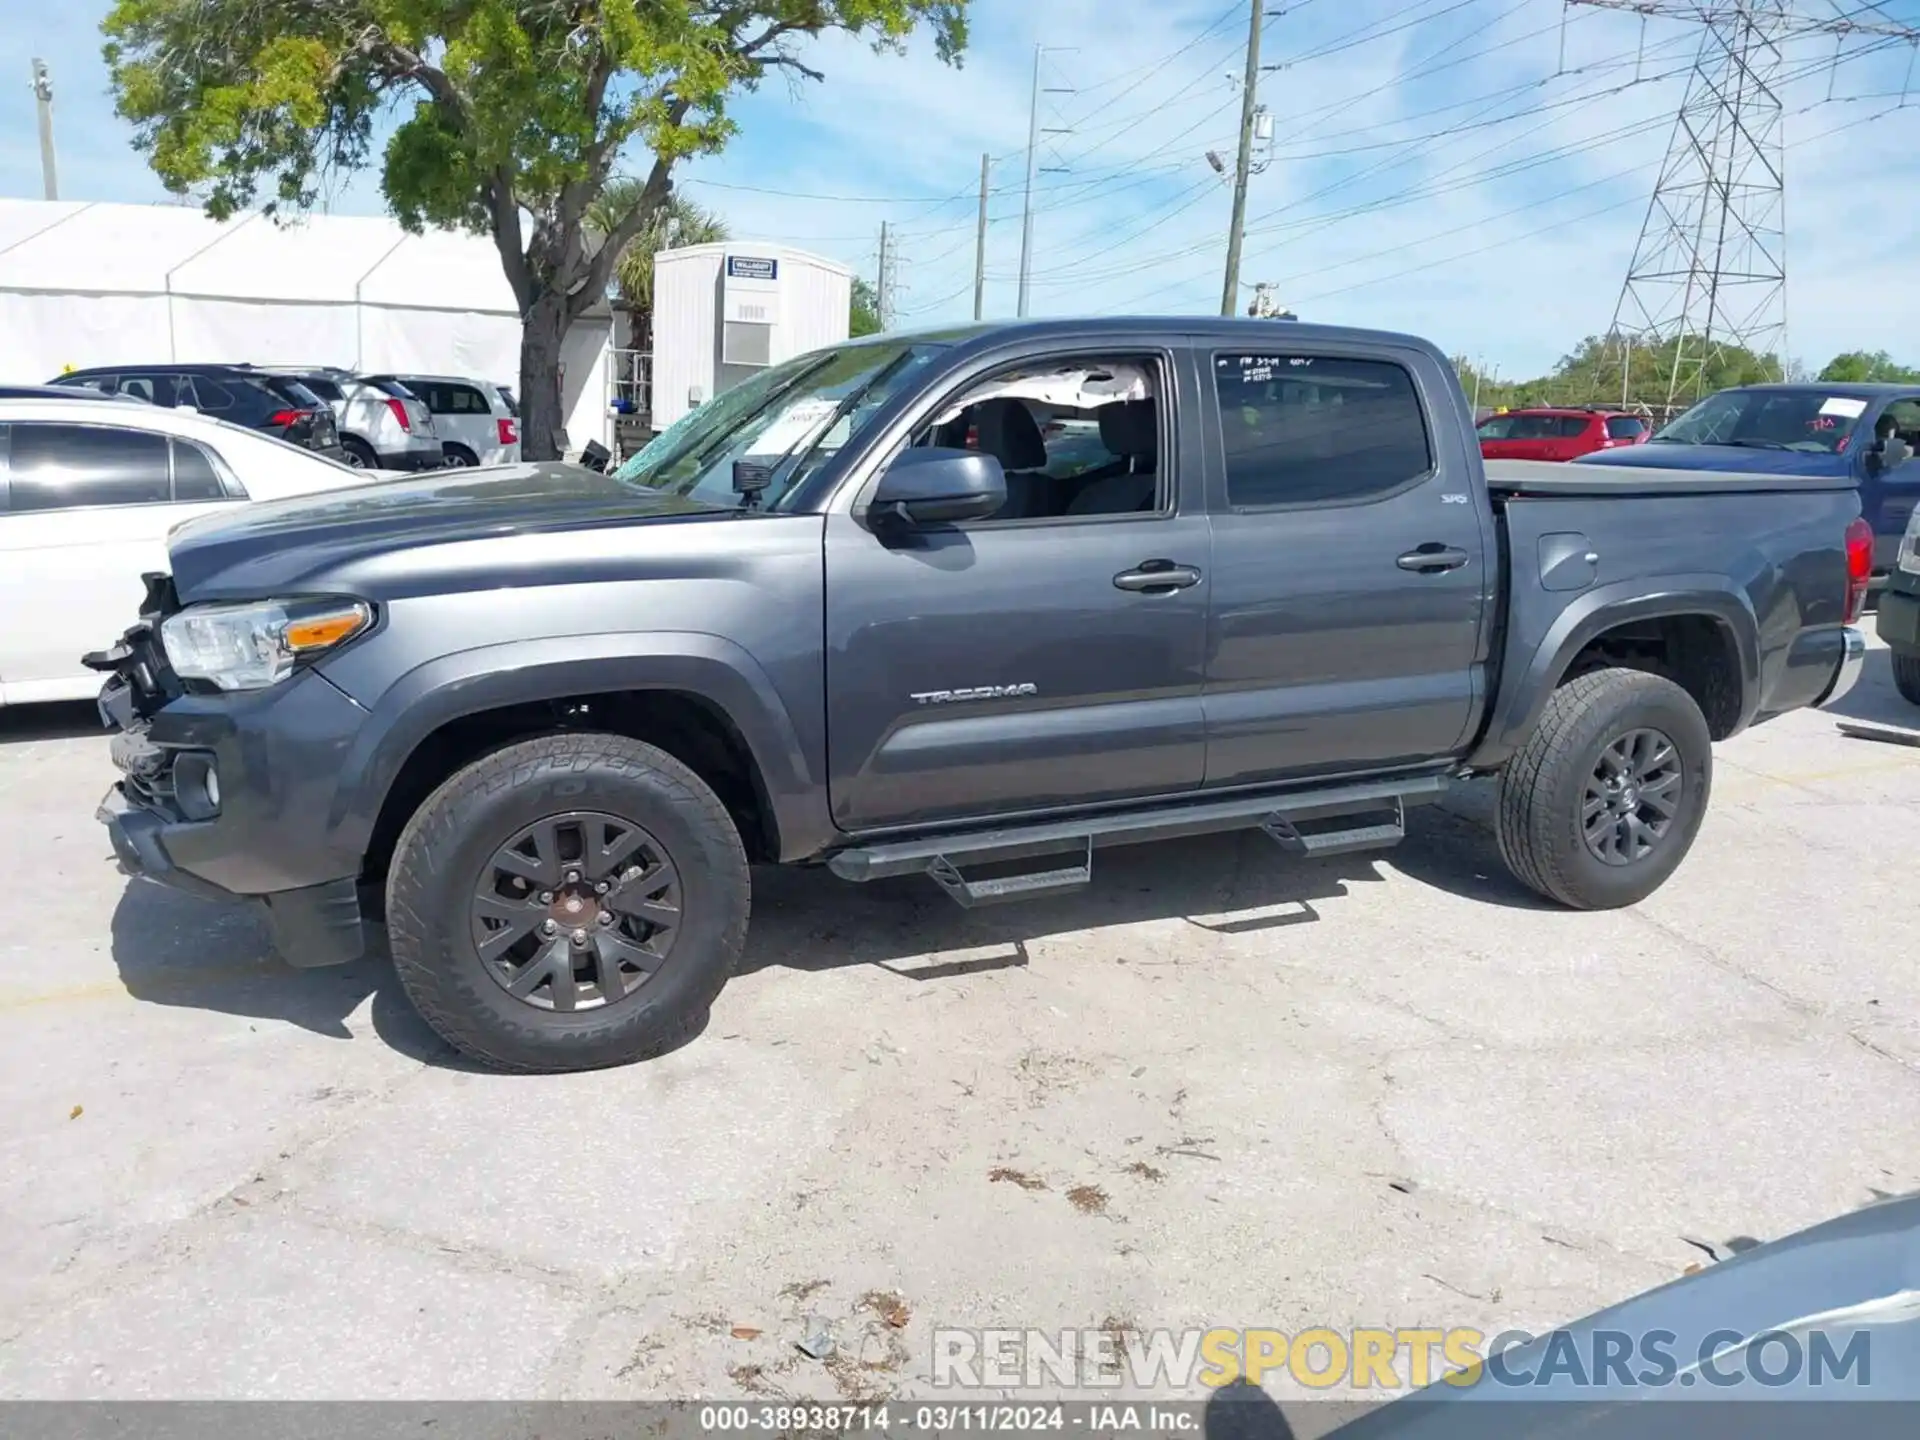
left=910, top=683, right=1039, bottom=705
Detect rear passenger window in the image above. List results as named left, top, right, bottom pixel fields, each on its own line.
left=171, top=439, right=229, bottom=501
left=116, top=374, right=177, bottom=406
left=1558, top=416, right=1591, bottom=437
left=5, top=424, right=172, bottom=511
left=1215, top=354, right=1432, bottom=507
left=183, top=377, right=231, bottom=412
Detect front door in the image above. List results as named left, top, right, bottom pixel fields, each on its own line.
left=1200, top=345, right=1493, bottom=786
left=823, top=345, right=1211, bottom=834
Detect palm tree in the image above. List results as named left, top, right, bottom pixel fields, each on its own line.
left=587, top=182, right=730, bottom=351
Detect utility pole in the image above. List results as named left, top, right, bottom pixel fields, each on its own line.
left=974, top=154, right=990, bottom=321
left=30, top=58, right=57, bottom=201
left=1016, top=45, right=1076, bottom=318
left=876, top=221, right=894, bottom=331
left=1017, top=47, right=1044, bottom=318
left=1219, top=0, right=1264, bottom=316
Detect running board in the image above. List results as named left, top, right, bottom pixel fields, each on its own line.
left=827, top=775, right=1445, bottom=899
left=928, top=839, right=1093, bottom=908
left=1264, top=799, right=1407, bottom=858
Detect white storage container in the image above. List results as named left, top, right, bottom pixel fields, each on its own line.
left=650, top=243, right=852, bottom=432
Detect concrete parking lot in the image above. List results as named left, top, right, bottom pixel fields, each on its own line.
left=1, top=624, right=1917, bottom=1408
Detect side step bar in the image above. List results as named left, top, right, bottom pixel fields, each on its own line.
left=827, top=775, right=1446, bottom=903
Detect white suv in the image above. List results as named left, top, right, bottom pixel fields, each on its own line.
left=372, top=374, right=521, bottom=467
left=261, top=368, right=444, bottom=471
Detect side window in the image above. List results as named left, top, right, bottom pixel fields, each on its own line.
left=170, top=439, right=231, bottom=501
left=1214, top=353, right=1432, bottom=508
left=907, top=354, right=1165, bottom=523
left=300, top=376, right=344, bottom=404
left=115, top=374, right=175, bottom=406
left=1605, top=415, right=1646, bottom=440
left=6, top=424, right=172, bottom=512
left=58, top=375, right=116, bottom=394
left=1558, top=416, right=1591, bottom=438
left=1883, top=399, right=1920, bottom=447
left=451, top=385, right=488, bottom=414
left=184, top=376, right=229, bottom=412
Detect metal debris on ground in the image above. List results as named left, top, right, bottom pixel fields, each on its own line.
left=796, top=1317, right=836, bottom=1360
left=1836, top=720, right=1920, bottom=747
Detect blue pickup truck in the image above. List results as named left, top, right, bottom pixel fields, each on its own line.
left=1578, top=382, right=1920, bottom=574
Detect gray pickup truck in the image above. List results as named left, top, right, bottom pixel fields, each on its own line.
left=86, top=318, right=1869, bottom=1072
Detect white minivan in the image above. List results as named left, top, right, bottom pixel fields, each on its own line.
left=371, top=374, right=521, bottom=467
left=0, top=398, right=386, bottom=706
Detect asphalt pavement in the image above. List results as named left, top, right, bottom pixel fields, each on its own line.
left=1, top=623, right=1916, bottom=1404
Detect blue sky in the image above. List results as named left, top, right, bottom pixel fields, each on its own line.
left=6, top=0, right=1920, bottom=377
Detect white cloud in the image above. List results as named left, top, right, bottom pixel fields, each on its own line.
left=9, top=0, right=1920, bottom=379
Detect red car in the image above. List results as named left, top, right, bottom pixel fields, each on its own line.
left=1476, top=407, right=1651, bottom=462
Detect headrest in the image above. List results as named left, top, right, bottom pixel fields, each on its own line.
left=1098, top=398, right=1157, bottom=458
left=973, top=397, right=1048, bottom=472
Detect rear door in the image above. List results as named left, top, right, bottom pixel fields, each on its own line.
left=0, top=423, right=240, bottom=698
left=1200, top=344, right=1493, bottom=786
left=418, top=380, right=501, bottom=463
left=1550, top=414, right=1598, bottom=461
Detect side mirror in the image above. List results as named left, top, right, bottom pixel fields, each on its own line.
left=869, top=446, right=1006, bottom=526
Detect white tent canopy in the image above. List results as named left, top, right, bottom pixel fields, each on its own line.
left=0, top=198, right=611, bottom=450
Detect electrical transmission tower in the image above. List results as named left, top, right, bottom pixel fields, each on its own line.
left=1569, top=1, right=1920, bottom=409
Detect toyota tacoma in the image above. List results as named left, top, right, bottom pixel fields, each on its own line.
left=85, top=319, right=1869, bottom=1071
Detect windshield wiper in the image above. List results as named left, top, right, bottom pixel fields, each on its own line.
left=1721, top=438, right=1791, bottom=450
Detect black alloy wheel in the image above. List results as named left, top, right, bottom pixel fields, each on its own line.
left=1581, top=727, right=1683, bottom=866
left=472, top=811, right=681, bottom=1012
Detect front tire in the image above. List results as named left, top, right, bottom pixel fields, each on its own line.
left=441, top=443, right=478, bottom=468
left=386, top=733, right=749, bottom=1072
left=1892, top=649, right=1920, bottom=706
left=1496, top=667, right=1711, bottom=910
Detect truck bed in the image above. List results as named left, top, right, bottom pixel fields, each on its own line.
left=1485, top=457, right=1856, bottom=497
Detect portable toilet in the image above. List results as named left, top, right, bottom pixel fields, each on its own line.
left=650, top=243, right=853, bottom=432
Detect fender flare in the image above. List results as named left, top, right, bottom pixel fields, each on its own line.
left=1467, top=575, right=1761, bottom=771
left=326, top=630, right=833, bottom=861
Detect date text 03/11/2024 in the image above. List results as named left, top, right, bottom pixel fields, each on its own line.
left=696, top=1404, right=1197, bottom=1433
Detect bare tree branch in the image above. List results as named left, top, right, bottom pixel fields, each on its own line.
left=567, top=99, right=691, bottom=321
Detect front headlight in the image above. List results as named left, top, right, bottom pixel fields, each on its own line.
left=159, top=598, right=373, bottom=691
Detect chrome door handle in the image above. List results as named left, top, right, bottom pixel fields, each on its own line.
left=1396, top=544, right=1470, bottom=573
left=1114, top=560, right=1202, bottom=593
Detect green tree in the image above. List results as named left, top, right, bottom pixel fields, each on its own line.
left=103, top=0, right=969, bottom=458
left=587, top=184, right=728, bottom=352
left=850, top=276, right=883, bottom=337
left=1818, top=350, right=1920, bottom=384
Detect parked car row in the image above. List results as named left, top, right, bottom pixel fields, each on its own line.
left=45, top=364, right=519, bottom=471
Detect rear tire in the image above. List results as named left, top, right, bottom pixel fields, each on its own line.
left=386, top=733, right=749, bottom=1072
left=1496, top=667, right=1711, bottom=910
left=341, top=435, right=378, bottom=469
left=442, top=443, right=478, bottom=468
left=1892, top=650, right=1920, bottom=706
